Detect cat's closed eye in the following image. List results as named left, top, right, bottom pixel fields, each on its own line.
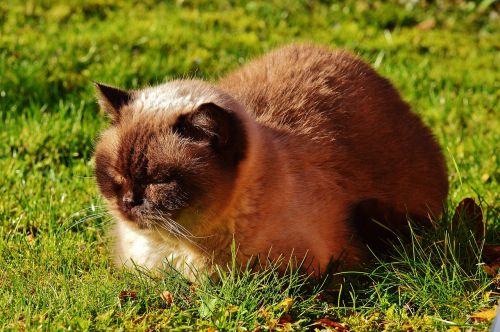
left=95, top=164, right=125, bottom=198
left=148, top=175, right=175, bottom=185
left=147, top=169, right=178, bottom=185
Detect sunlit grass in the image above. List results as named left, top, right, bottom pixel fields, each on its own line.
left=0, top=0, right=498, bottom=330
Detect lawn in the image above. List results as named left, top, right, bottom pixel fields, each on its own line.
left=0, top=0, right=498, bottom=330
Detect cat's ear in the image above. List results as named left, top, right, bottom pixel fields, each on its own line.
left=173, top=102, right=247, bottom=166
left=94, top=82, right=131, bottom=123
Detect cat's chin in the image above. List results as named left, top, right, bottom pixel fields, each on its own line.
left=109, top=208, right=151, bottom=231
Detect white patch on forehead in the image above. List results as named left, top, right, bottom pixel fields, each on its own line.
left=134, top=86, right=208, bottom=113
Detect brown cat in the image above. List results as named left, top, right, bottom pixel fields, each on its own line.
left=94, top=44, right=448, bottom=278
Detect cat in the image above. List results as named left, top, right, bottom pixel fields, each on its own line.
left=94, top=43, right=448, bottom=278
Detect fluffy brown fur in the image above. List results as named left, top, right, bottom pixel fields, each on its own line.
left=94, top=44, right=448, bottom=278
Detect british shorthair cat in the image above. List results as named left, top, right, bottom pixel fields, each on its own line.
left=94, top=44, right=448, bottom=278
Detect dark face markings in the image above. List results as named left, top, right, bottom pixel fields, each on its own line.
left=95, top=106, right=248, bottom=229
left=97, top=126, right=202, bottom=223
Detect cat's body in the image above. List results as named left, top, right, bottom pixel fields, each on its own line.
left=94, top=44, right=448, bottom=277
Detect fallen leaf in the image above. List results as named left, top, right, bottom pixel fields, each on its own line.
left=483, top=265, right=499, bottom=278
left=27, top=234, right=35, bottom=244
left=416, top=18, right=436, bottom=30
left=447, top=327, right=461, bottom=332
left=118, top=290, right=137, bottom=306
left=160, top=291, right=173, bottom=305
left=483, top=244, right=500, bottom=264
left=278, top=313, right=293, bottom=325
left=470, top=306, right=497, bottom=322
left=452, top=198, right=484, bottom=239
left=224, top=304, right=239, bottom=317
left=189, top=284, right=197, bottom=293
left=278, top=298, right=294, bottom=312
left=119, top=290, right=137, bottom=299
left=451, top=200, right=500, bottom=278
left=481, top=173, right=490, bottom=182
left=312, top=318, right=349, bottom=331
left=257, top=306, right=269, bottom=318
left=401, top=324, right=414, bottom=332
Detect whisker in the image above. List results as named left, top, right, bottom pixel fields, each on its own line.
left=62, top=205, right=107, bottom=224
left=148, top=211, right=208, bottom=254
left=152, top=208, right=213, bottom=240
left=155, top=222, right=183, bottom=242
left=65, top=212, right=111, bottom=231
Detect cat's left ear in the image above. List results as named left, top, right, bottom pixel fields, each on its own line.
left=173, top=102, right=247, bottom=167
left=94, top=82, right=131, bottom=123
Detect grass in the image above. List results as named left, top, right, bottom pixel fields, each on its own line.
left=0, top=0, right=498, bottom=330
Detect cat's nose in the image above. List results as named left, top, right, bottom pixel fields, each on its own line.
left=122, top=192, right=141, bottom=210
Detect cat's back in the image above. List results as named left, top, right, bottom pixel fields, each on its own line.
left=219, top=43, right=448, bottom=217
left=218, top=43, right=396, bottom=138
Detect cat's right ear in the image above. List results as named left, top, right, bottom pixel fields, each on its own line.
left=94, top=82, right=131, bottom=123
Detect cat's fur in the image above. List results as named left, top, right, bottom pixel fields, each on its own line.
left=94, top=44, right=448, bottom=277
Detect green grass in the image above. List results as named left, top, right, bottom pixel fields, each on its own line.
left=1, top=0, right=498, bottom=330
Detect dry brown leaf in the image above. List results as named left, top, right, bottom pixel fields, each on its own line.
left=312, top=318, right=349, bottom=331
left=482, top=260, right=500, bottom=278
left=118, top=290, right=137, bottom=299
left=470, top=306, right=497, bottom=322
left=479, top=226, right=499, bottom=279
left=257, top=306, right=269, bottom=318
left=26, top=234, right=35, bottom=244
left=483, top=244, right=500, bottom=265
left=450, top=199, right=500, bottom=278
left=416, top=18, right=436, bottom=30
left=452, top=198, right=484, bottom=239
left=160, top=291, right=173, bottom=305
left=278, top=313, right=293, bottom=325
left=315, top=292, right=326, bottom=302
left=118, top=290, right=137, bottom=306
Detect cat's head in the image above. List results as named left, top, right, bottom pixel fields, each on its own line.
left=94, top=81, right=248, bottom=234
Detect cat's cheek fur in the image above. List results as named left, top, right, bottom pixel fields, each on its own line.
left=113, top=219, right=206, bottom=278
